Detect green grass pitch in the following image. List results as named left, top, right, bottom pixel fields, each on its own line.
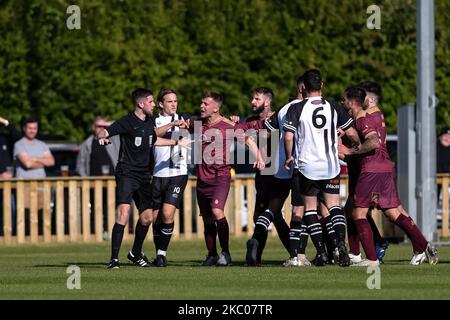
left=0, top=238, right=449, bottom=299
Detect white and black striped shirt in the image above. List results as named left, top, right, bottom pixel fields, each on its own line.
left=153, top=113, right=188, bottom=177
left=283, top=97, right=353, bottom=180
left=264, top=99, right=302, bottom=180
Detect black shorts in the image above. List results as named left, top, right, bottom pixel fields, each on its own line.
left=293, top=170, right=340, bottom=198
left=291, top=173, right=306, bottom=206
left=151, top=175, right=189, bottom=210
left=270, top=177, right=294, bottom=205
left=255, top=173, right=275, bottom=212
left=115, top=169, right=153, bottom=213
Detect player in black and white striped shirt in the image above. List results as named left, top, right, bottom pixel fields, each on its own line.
left=283, top=69, right=360, bottom=266
left=150, top=88, right=190, bottom=267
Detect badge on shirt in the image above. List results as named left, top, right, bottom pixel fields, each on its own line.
left=149, top=135, right=153, bottom=147
left=135, top=137, right=142, bottom=147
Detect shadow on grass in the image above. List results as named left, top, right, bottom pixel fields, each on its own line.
left=167, top=259, right=285, bottom=267
left=34, top=262, right=114, bottom=268
left=384, top=259, right=450, bottom=264
left=33, top=261, right=251, bottom=268
left=34, top=259, right=448, bottom=268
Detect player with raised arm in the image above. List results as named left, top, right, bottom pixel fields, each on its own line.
left=283, top=69, right=360, bottom=267
left=341, top=86, right=438, bottom=266
left=343, top=81, right=390, bottom=264
left=98, top=88, right=190, bottom=269
left=189, top=92, right=265, bottom=266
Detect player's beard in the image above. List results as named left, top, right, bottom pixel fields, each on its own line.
left=252, top=104, right=265, bottom=114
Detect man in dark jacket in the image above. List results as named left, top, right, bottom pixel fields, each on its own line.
left=0, top=116, right=21, bottom=178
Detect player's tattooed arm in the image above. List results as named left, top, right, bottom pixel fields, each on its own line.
left=352, top=132, right=380, bottom=155
left=343, top=127, right=361, bottom=148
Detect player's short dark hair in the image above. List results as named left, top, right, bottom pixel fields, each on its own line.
left=157, top=88, right=177, bottom=104
left=296, top=75, right=303, bottom=90
left=202, top=91, right=223, bottom=106
left=131, top=88, right=153, bottom=106
left=254, top=87, right=274, bottom=101
left=21, top=117, right=38, bottom=127
left=345, top=86, right=367, bottom=106
left=302, top=69, right=322, bottom=93
left=359, top=81, right=382, bottom=101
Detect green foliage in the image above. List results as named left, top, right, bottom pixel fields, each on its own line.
left=0, top=0, right=449, bottom=140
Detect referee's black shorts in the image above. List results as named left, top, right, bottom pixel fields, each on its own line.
left=151, top=175, right=189, bottom=210
left=115, top=168, right=153, bottom=213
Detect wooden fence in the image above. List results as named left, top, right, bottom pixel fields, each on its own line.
left=0, top=174, right=449, bottom=244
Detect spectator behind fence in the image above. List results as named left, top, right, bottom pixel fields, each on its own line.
left=13, top=117, right=55, bottom=235
left=76, top=117, right=120, bottom=177
left=437, top=127, right=450, bottom=174
left=13, top=117, right=55, bottom=178
left=0, top=116, right=22, bottom=178
left=76, top=117, right=120, bottom=238
left=437, top=127, right=450, bottom=204
left=0, top=116, right=22, bottom=236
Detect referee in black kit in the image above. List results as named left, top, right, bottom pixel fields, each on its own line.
left=98, top=88, right=190, bottom=269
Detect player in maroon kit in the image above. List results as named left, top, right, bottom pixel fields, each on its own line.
left=230, top=87, right=291, bottom=265
left=342, top=82, right=390, bottom=264
left=341, top=86, right=438, bottom=266
left=190, top=92, right=265, bottom=266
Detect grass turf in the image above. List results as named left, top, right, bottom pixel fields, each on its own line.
left=0, top=237, right=449, bottom=299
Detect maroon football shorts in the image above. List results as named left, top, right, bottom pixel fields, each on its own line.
left=196, top=175, right=231, bottom=216
left=354, top=171, right=401, bottom=210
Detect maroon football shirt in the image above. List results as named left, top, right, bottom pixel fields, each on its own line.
left=355, top=108, right=394, bottom=173
left=196, top=119, right=245, bottom=180
left=235, top=115, right=271, bottom=164
left=237, top=115, right=265, bottom=131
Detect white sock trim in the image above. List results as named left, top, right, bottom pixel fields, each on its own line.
left=157, top=249, right=167, bottom=256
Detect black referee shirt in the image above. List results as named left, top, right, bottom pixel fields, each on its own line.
left=107, top=112, right=157, bottom=172
left=0, top=123, right=21, bottom=173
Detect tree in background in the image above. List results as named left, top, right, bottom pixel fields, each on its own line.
left=0, top=0, right=448, bottom=141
